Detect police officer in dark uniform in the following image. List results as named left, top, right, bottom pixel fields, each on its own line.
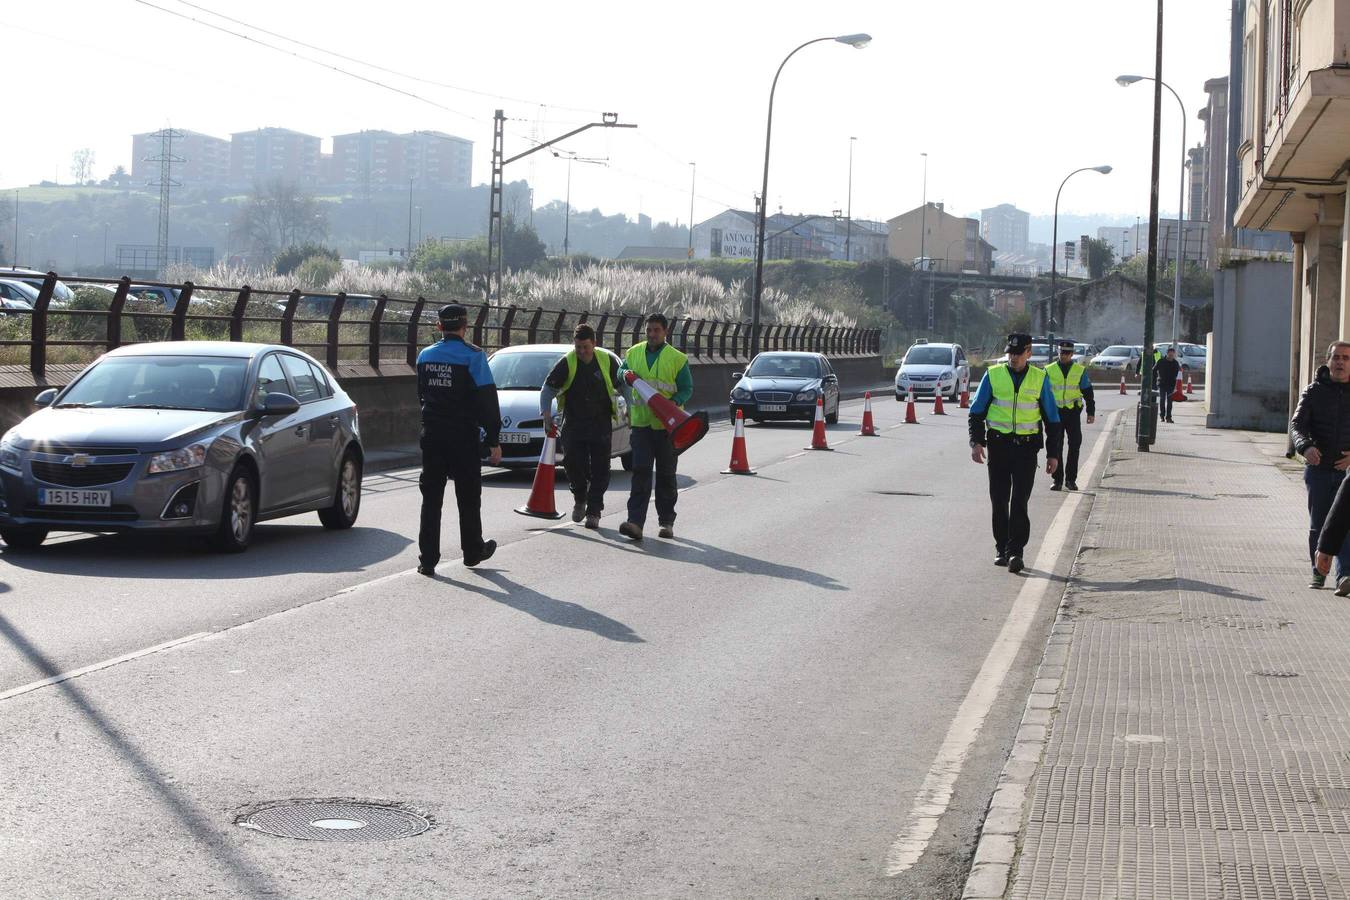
left=416, top=304, right=502, bottom=576
left=968, top=333, right=1064, bottom=574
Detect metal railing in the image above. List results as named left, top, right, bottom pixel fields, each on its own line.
left=0, top=272, right=882, bottom=378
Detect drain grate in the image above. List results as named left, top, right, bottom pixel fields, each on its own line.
left=237, top=800, right=430, bottom=842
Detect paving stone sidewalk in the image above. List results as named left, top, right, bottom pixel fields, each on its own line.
left=964, top=397, right=1350, bottom=899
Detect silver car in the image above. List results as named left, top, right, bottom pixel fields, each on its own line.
left=487, top=343, right=632, bottom=470
left=0, top=342, right=363, bottom=552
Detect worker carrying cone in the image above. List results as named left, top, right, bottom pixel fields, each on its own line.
left=515, top=426, right=565, bottom=520
left=859, top=391, right=879, bottom=436
left=904, top=387, right=919, bottom=424
left=806, top=396, right=833, bottom=450
left=722, top=409, right=756, bottom=474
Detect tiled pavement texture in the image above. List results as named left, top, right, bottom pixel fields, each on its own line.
left=1005, top=401, right=1350, bottom=899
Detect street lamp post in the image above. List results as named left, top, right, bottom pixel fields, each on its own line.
left=72, top=233, right=80, bottom=272
left=1118, top=73, right=1187, bottom=351
left=688, top=162, right=696, bottom=260
left=103, top=222, right=110, bottom=268
left=845, top=137, right=856, bottom=262
left=750, top=33, right=871, bottom=358
left=1049, top=165, right=1113, bottom=341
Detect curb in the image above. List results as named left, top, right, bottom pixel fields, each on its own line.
left=959, top=412, right=1125, bottom=900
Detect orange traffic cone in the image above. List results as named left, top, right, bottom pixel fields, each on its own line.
left=959, top=385, right=970, bottom=408
left=1185, top=375, right=1194, bottom=395
left=514, top=426, right=565, bottom=519
left=1118, top=374, right=1127, bottom=395
left=1171, top=373, right=1185, bottom=402
left=932, top=387, right=947, bottom=416
left=859, top=392, right=879, bottom=436
left=904, top=388, right=918, bottom=424
left=805, top=396, right=833, bottom=451
left=722, top=409, right=756, bottom=474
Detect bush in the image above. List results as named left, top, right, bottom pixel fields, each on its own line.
left=274, top=243, right=338, bottom=276
left=294, top=255, right=341, bottom=288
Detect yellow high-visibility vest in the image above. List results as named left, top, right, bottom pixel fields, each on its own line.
left=624, top=341, right=687, bottom=430
left=556, top=349, right=616, bottom=417
left=1045, top=362, right=1085, bottom=409
left=987, top=364, right=1045, bottom=436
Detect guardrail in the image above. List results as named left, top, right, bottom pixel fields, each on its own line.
left=1, top=272, right=881, bottom=378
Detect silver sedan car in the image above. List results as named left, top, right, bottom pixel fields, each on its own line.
left=0, top=342, right=363, bottom=552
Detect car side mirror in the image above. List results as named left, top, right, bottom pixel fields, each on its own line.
left=258, top=392, right=301, bottom=417
left=731, top=372, right=743, bottom=380
left=34, top=388, right=57, bottom=408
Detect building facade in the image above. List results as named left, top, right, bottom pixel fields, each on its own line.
left=331, top=130, right=407, bottom=191
left=130, top=129, right=230, bottom=188
left=980, top=203, right=1030, bottom=256
left=691, top=209, right=887, bottom=262
left=404, top=131, right=473, bottom=191
left=229, top=127, right=322, bottom=187
left=887, top=202, right=995, bottom=275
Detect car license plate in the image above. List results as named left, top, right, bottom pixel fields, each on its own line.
left=759, top=404, right=787, bottom=412
left=499, top=432, right=531, bottom=444
left=39, top=488, right=111, bottom=507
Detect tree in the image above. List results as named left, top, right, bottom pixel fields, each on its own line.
left=106, top=166, right=133, bottom=190
left=1085, top=238, right=1115, bottom=279
left=274, top=242, right=339, bottom=275
left=70, top=149, right=95, bottom=185
left=235, top=179, right=329, bottom=260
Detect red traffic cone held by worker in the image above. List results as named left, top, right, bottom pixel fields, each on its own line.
left=1185, top=375, right=1194, bottom=395
left=859, top=392, right=879, bottom=436
left=1171, top=373, right=1186, bottom=402
left=932, top=386, right=947, bottom=415
left=959, top=384, right=970, bottom=408
left=904, top=387, right=918, bottom=424
left=1118, top=373, right=1128, bottom=395
left=721, top=409, right=756, bottom=474
left=514, top=426, right=565, bottom=520
left=623, top=371, right=710, bottom=455
left=806, top=396, right=833, bottom=450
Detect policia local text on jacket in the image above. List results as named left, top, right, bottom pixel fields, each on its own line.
left=415, top=305, right=502, bottom=573
left=541, top=332, right=622, bottom=524
left=969, top=335, right=1063, bottom=572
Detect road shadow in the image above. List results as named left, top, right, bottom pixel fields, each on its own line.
left=0, top=525, right=410, bottom=580
left=0, top=611, right=279, bottom=896
left=1100, top=485, right=1213, bottom=500
left=1075, top=576, right=1265, bottom=603
left=430, top=568, right=644, bottom=643
left=551, top=528, right=846, bottom=592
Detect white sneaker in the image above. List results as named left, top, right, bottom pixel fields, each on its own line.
left=1336, top=577, right=1350, bottom=597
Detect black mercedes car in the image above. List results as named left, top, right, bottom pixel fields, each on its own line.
left=729, top=352, right=841, bottom=424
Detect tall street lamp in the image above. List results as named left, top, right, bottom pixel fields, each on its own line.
left=1049, top=165, right=1112, bottom=340
left=750, top=32, right=871, bottom=357
left=1118, top=73, right=1187, bottom=350
left=845, top=137, right=857, bottom=262
left=687, top=162, right=696, bottom=260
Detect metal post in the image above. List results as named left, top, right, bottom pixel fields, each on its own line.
left=406, top=178, right=414, bottom=259
left=369, top=294, right=388, bottom=368
left=563, top=156, right=572, bottom=257
left=486, top=110, right=505, bottom=302
left=688, top=162, right=696, bottom=259
left=170, top=281, right=193, bottom=341
left=846, top=137, right=856, bottom=262
left=230, top=287, right=251, bottom=343
left=1138, top=0, right=1166, bottom=452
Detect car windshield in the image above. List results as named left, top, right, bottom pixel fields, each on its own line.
left=747, top=355, right=821, bottom=377
left=902, top=347, right=952, bottom=366
left=489, top=351, right=560, bottom=391
left=1075, top=344, right=1090, bottom=353
left=1100, top=346, right=1131, bottom=357
left=1031, top=344, right=1049, bottom=356
left=56, top=355, right=250, bottom=411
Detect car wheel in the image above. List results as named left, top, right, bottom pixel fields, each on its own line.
left=319, top=449, right=362, bottom=529
left=211, top=464, right=256, bottom=553
left=619, top=451, right=633, bottom=472
left=0, top=528, right=47, bottom=550
left=825, top=402, right=839, bottom=425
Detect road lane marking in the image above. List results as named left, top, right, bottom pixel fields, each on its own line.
left=884, top=410, right=1120, bottom=876
left=0, top=631, right=210, bottom=703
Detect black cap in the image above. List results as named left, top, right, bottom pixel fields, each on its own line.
left=1058, top=339, right=1075, bottom=351
left=1006, top=333, right=1033, bottom=353
left=438, top=303, right=468, bottom=325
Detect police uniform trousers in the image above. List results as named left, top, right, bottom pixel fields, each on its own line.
left=418, top=426, right=485, bottom=566
left=987, top=433, right=1040, bottom=557
left=1056, top=405, right=1083, bottom=487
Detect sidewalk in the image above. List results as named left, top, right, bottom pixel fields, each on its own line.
left=964, top=396, right=1350, bottom=899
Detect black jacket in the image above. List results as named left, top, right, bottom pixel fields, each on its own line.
left=1291, top=366, right=1350, bottom=469
left=415, top=334, right=501, bottom=444
left=1151, top=356, right=1182, bottom=391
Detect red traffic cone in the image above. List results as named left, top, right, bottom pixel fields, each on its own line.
left=859, top=391, right=879, bottom=436
left=1118, top=374, right=1127, bottom=395
left=805, top=396, right=833, bottom=451
left=1171, top=373, right=1185, bottom=402
left=904, top=388, right=919, bottom=424
left=932, top=386, right=947, bottom=415
left=959, top=385, right=970, bottom=408
left=1185, top=375, right=1194, bottom=395
left=722, top=409, right=756, bottom=474
left=514, top=426, right=565, bottom=519
left=623, top=371, right=709, bottom=454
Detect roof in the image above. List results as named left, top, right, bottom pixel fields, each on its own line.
left=107, top=341, right=277, bottom=359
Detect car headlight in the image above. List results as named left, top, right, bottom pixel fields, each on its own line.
left=794, top=389, right=818, bottom=401
left=941, top=371, right=954, bottom=381
left=0, top=432, right=20, bottom=471
left=147, top=443, right=208, bottom=474
left=731, top=388, right=751, bottom=401
left=897, top=373, right=910, bottom=382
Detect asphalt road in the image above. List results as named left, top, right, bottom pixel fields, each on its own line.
left=0, top=387, right=1132, bottom=898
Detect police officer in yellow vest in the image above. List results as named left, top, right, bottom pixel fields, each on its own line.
left=618, top=313, right=693, bottom=541
left=541, top=323, right=621, bottom=530
left=968, top=333, right=1064, bottom=574
left=1044, top=339, right=1096, bottom=492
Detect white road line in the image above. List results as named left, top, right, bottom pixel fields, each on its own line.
left=884, top=410, right=1120, bottom=876
left=0, top=631, right=210, bottom=703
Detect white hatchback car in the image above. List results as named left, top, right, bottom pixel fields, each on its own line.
left=894, top=341, right=970, bottom=402
left=1091, top=345, right=1143, bottom=376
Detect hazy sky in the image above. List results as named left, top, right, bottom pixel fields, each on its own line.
left=3, top=0, right=1231, bottom=227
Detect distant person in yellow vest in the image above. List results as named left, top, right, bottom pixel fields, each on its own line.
left=541, top=323, right=621, bottom=530
left=618, top=314, right=693, bottom=541
left=968, top=333, right=1063, bottom=574
left=1044, top=339, right=1096, bottom=492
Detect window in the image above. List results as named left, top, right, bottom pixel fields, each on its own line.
left=710, top=228, right=724, bottom=258
left=307, top=361, right=333, bottom=398
left=255, top=354, right=289, bottom=404
left=280, top=354, right=322, bottom=403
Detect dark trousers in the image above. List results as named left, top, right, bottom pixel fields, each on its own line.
left=1158, top=385, right=1174, bottom=420
left=418, top=429, right=484, bottom=566
left=988, top=437, right=1040, bottom=557
left=1305, top=466, right=1350, bottom=577
left=562, top=424, right=612, bottom=515
left=1055, top=406, right=1083, bottom=486
left=627, top=426, right=677, bottom=527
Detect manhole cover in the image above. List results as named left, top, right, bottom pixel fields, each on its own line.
left=1252, top=669, right=1300, bottom=678
left=237, top=801, right=430, bottom=842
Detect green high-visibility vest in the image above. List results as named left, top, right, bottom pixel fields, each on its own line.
left=987, top=364, right=1046, bottom=436
left=624, top=341, right=688, bottom=430
left=556, top=349, right=616, bottom=417
left=1045, top=361, right=1085, bottom=410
